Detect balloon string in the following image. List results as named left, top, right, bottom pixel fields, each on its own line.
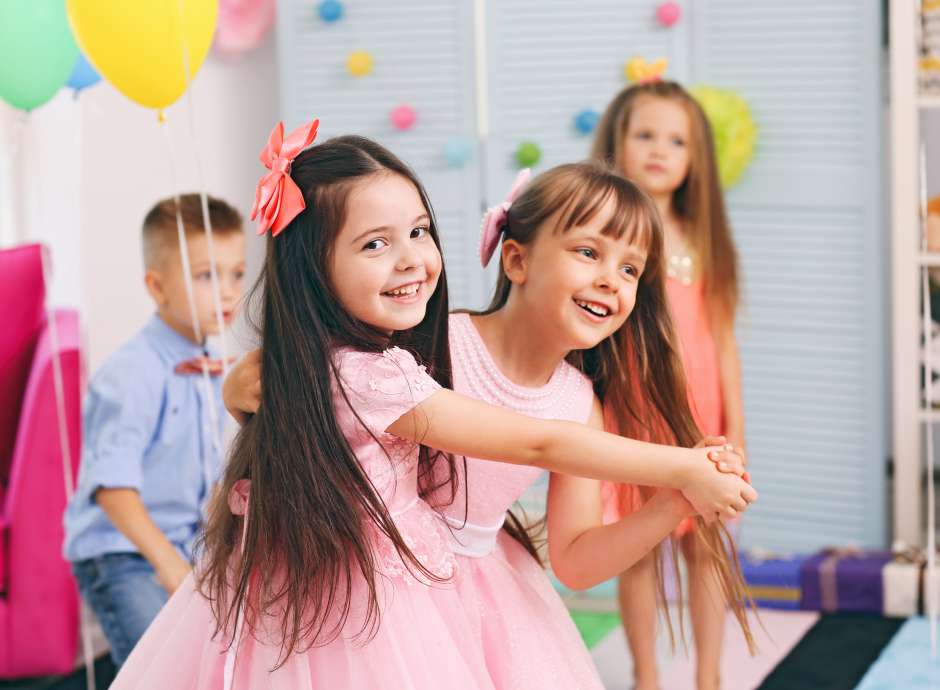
left=921, top=142, right=938, bottom=658
left=9, top=111, right=30, bottom=246
left=175, top=0, right=231, bottom=379
left=159, top=120, right=223, bottom=480
left=37, top=181, right=93, bottom=688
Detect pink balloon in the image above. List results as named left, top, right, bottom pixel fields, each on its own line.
left=215, top=0, right=276, bottom=57
left=390, top=104, right=417, bottom=131
left=656, top=2, right=681, bottom=28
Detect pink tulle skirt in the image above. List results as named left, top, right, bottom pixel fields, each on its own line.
left=110, top=570, right=496, bottom=690
left=452, top=531, right=605, bottom=690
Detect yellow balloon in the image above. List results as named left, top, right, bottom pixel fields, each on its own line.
left=66, top=0, right=218, bottom=110
left=346, top=50, right=373, bottom=77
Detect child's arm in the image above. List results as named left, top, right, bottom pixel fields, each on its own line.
left=80, top=358, right=192, bottom=595
left=222, top=349, right=261, bottom=425
left=716, top=321, right=746, bottom=451
left=546, top=398, right=693, bottom=590
left=548, top=482, right=689, bottom=590
left=95, top=488, right=191, bottom=594
left=387, top=389, right=756, bottom=522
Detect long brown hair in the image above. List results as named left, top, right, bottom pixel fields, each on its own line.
left=481, top=162, right=754, bottom=650
left=591, top=80, right=739, bottom=326
left=196, top=136, right=458, bottom=664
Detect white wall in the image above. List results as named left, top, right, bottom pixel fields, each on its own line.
left=0, top=36, right=277, bottom=371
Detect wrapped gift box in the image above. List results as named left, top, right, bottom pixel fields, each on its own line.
left=882, top=544, right=940, bottom=617
left=800, top=549, right=892, bottom=613
left=740, top=552, right=806, bottom=610
left=882, top=560, right=922, bottom=617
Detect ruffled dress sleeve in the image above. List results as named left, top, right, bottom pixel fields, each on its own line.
left=332, top=346, right=442, bottom=437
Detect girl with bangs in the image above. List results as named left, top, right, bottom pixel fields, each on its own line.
left=592, top=81, right=746, bottom=690
left=224, top=156, right=756, bottom=689
left=114, top=123, right=752, bottom=690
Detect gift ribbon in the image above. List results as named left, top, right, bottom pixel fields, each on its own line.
left=818, top=546, right=864, bottom=613
left=891, top=542, right=938, bottom=615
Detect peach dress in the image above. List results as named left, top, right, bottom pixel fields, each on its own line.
left=604, top=275, right=724, bottom=536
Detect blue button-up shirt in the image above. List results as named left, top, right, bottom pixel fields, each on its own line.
left=63, top=315, right=224, bottom=562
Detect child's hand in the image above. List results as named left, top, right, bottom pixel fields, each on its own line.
left=156, top=553, right=192, bottom=595
left=695, top=435, right=746, bottom=476
left=679, top=446, right=757, bottom=523
left=651, top=488, right=696, bottom=519
left=223, top=349, right=262, bottom=425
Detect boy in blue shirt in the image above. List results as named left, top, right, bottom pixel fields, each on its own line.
left=63, top=194, right=246, bottom=666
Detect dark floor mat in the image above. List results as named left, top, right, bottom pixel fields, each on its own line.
left=756, top=613, right=905, bottom=690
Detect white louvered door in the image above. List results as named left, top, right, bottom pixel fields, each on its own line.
left=690, top=0, right=887, bottom=551
left=277, top=0, right=486, bottom=309
left=483, top=0, right=690, bottom=203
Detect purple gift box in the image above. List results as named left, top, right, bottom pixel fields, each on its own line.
left=740, top=553, right=807, bottom=610
left=800, top=549, right=892, bottom=613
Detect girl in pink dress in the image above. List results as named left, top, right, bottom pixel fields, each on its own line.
left=112, top=122, right=753, bottom=690
left=592, top=80, right=747, bottom=690
left=224, top=160, right=757, bottom=690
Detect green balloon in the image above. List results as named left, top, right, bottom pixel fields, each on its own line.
left=0, top=0, right=79, bottom=111
left=516, top=141, right=542, bottom=168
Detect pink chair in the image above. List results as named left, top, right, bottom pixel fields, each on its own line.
left=0, top=244, right=83, bottom=678
left=0, top=244, right=46, bottom=487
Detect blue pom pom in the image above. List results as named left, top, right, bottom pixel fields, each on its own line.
left=318, top=0, right=344, bottom=23
left=574, top=109, right=600, bottom=135
left=444, top=137, right=474, bottom=168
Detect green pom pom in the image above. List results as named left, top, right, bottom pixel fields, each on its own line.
left=690, top=85, right=758, bottom=189
left=516, top=141, right=542, bottom=168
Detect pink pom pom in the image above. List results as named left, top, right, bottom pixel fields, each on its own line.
left=215, top=0, right=275, bottom=57
left=656, top=2, right=681, bottom=28
left=390, top=104, right=417, bottom=131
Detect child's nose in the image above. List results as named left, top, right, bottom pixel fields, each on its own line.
left=595, top=266, right=620, bottom=292
left=219, top=276, right=236, bottom=299
left=395, top=245, right=423, bottom=272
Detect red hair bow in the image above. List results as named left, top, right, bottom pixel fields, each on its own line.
left=250, top=118, right=320, bottom=236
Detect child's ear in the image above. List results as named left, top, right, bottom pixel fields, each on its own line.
left=144, top=269, right=167, bottom=306
left=500, top=239, right=529, bottom=285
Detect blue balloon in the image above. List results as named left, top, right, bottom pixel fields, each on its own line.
left=318, top=0, right=344, bottom=23
left=574, top=109, right=600, bottom=135
left=67, top=53, right=100, bottom=93
left=444, top=137, right=473, bottom=168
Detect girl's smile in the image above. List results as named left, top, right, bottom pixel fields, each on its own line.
left=504, top=197, right=648, bottom=355
left=573, top=297, right=616, bottom=321
left=381, top=280, right=426, bottom=303
left=330, top=172, right=442, bottom=333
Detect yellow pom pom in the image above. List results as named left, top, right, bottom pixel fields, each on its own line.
left=346, top=50, right=373, bottom=77
left=624, top=57, right=668, bottom=84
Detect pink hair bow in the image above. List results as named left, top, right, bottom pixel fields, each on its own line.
left=479, top=168, right=531, bottom=267
left=250, top=118, right=320, bottom=237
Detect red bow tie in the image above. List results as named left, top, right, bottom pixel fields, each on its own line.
left=174, top=356, right=236, bottom=377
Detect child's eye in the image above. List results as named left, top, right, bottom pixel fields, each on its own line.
left=636, top=131, right=653, bottom=140
left=363, top=238, right=389, bottom=251
left=576, top=247, right=597, bottom=259
left=621, top=265, right=638, bottom=278
left=671, top=137, right=685, bottom=147
left=411, top=226, right=429, bottom=239
left=196, top=271, right=212, bottom=281
left=234, top=270, right=245, bottom=281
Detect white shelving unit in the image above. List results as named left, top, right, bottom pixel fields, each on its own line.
left=891, top=0, right=938, bottom=548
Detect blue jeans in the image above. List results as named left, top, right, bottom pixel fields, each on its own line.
left=72, top=551, right=176, bottom=666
